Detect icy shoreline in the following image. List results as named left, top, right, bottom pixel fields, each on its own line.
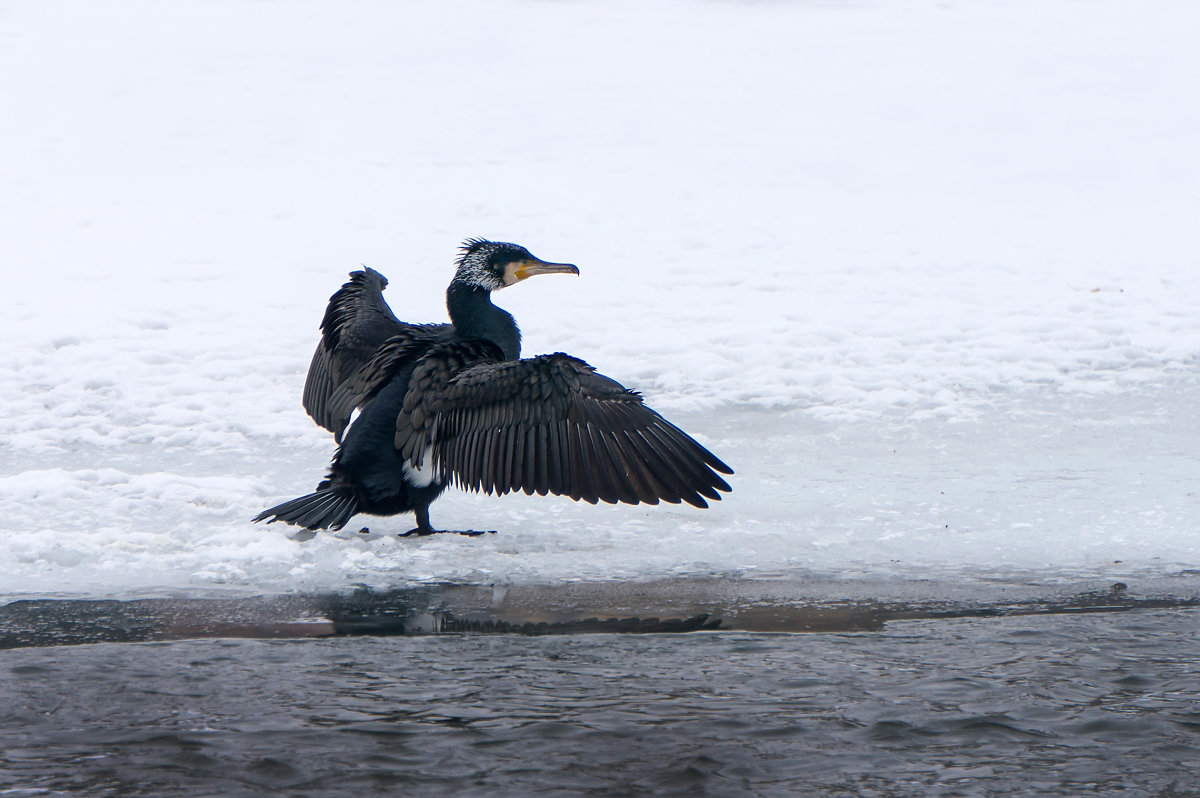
left=2, top=378, right=1197, bottom=601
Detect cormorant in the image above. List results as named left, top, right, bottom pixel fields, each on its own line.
left=253, top=238, right=733, bottom=536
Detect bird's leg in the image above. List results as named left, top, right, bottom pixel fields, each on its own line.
left=398, top=504, right=496, bottom=537
left=399, top=504, right=436, bottom=537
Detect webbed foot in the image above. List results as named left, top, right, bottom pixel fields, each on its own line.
left=399, top=528, right=496, bottom=538
left=401, top=505, right=494, bottom=537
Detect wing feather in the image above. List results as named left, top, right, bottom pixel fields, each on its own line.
left=621, top=427, right=683, bottom=504
left=640, top=421, right=732, bottom=507
left=520, top=425, right=537, bottom=496
left=545, top=418, right=564, bottom=496
left=534, top=423, right=550, bottom=496
left=511, top=422, right=528, bottom=495
left=486, top=428, right=501, bottom=494
left=609, top=427, right=661, bottom=505
left=640, top=423, right=715, bottom=506
left=586, top=422, right=624, bottom=505
left=302, top=343, right=338, bottom=430
left=466, top=426, right=482, bottom=491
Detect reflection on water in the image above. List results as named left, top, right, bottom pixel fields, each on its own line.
left=3, top=575, right=1197, bottom=648
left=2, top=609, right=1199, bottom=796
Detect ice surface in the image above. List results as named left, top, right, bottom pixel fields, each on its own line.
left=1, top=0, right=1197, bottom=600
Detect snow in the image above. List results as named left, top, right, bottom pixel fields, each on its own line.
left=1, top=0, right=1198, bottom=601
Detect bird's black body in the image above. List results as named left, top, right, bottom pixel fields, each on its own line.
left=254, top=239, right=733, bottom=536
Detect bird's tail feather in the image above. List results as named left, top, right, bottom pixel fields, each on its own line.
left=252, top=485, right=359, bottom=531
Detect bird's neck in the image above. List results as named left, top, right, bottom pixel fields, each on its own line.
left=446, top=281, right=521, bottom=361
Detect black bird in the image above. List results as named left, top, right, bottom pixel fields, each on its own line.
left=254, top=239, right=733, bottom=536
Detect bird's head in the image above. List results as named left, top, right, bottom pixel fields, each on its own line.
left=453, top=238, right=579, bottom=291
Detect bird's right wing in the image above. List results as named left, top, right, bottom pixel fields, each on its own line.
left=397, top=351, right=733, bottom=508
left=301, top=267, right=451, bottom=437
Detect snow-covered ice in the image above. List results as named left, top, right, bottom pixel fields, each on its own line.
left=1, top=0, right=1197, bottom=600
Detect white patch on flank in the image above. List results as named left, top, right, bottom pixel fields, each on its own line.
left=343, top=407, right=361, bottom=438
left=402, top=448, right=436, bottom=488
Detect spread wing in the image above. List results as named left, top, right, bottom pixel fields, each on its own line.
left=396, top=351, right=733, bottom=508
left=301, top=267, right=452, bottom=437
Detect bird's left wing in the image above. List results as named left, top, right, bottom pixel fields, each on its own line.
left=397, top=352, right=733, bottom=508
left=302, top=267, right=454, bottom=437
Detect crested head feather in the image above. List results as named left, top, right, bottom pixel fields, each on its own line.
left=457, top=237, right=492, bottom=259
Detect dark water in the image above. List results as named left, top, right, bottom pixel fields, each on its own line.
left=3, top=608, right=1199, bottom=797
